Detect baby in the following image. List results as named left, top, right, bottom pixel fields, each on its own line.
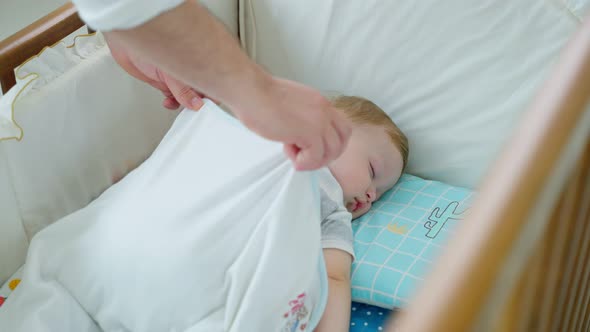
left=316, top=96, right=409, bottom=332
left=0, top=96, right=407, bottom=332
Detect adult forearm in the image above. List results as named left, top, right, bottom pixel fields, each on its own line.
left=103, top=0, right=271, bottom=111
left=99, top=0, right=352, bottom=171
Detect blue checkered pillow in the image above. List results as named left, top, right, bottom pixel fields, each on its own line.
left=351, top=174, right=475, bottom=309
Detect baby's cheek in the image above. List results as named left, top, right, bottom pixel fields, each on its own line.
left=338, top=181, right=355, bottom=201
left=343, top=174, right=367, bottom=197
left=352, top=205, right=371, bottom=220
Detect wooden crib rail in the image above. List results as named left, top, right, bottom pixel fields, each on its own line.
left=0, top=3, right=86, bottom=94
left=394, top=17, right=590, bottom=332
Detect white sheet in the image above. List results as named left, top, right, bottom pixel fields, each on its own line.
left=240, top=0, right=582, bottom=188
left=0, top=100, right=327, bottom=331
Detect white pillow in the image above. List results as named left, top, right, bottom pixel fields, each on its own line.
left=239, top=0, right=585, bottom=188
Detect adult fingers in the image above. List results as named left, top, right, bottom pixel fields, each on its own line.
left=295, top=114, right=351, bottom=170
left=165, top=76, right=205, bottom=110
left=283, top=144, right=300, bottom=163
left=162, top=96, right=181, bottom=110
left=293, top=135, right=325, bottom=171
left=108, top=45, right=171, bottom=94
left=108, top=43, right=152, bottom=84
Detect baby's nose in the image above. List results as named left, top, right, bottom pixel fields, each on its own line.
left=366, top=189, right=376, bottom=202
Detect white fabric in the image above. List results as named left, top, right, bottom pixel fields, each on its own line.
left=71, top=0, right=185, bottom=31
left=0, top=148, right=28, bottom=285
left=239, top=0, right=584, bottom=188
left=561, top=0, right=590, bottom=19
left=72, top=0, right=239, bottom=34
left=319, top=170, right=355, bottom=260
left=0, top=0, right=239, bottom=286
left=0, top=32, right=177, bottom=282
left=0, top=100, right=328, bottom=332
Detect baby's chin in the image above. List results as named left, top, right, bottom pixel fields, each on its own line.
left=345, top=200, right=371, bottom=219
left=350, top=206, right=370, bottom=220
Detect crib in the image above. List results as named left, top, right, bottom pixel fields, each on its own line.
left=1, top=1, right=589, bottom=331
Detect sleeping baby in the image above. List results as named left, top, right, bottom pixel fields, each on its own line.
left=314, top=96, right=408, bottom=332
left=0, top=96, right=408, bottom=332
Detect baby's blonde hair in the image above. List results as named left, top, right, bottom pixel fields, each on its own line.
left=331, top=96, right=409, bottom=170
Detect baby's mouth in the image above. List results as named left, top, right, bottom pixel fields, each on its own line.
left=351, top=199, right=366, bottom=212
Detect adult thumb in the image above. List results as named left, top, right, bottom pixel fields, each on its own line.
left=294, top=142, right=325, bottom=171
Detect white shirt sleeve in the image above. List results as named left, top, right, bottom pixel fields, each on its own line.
left=318, top=169, right=355, bottom=261
left=71, top=0, right=185, bottom=31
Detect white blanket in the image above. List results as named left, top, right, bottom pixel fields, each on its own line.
left=0, top=100, right=327, bottom=331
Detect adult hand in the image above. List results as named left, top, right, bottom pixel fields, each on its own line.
left=109, top=34, right=351, bottom=170
left=107, top=37, right=211, bottom=111
left=229, top=77, right=352, bottom=171
left=102, top=0, right=351, bottom=171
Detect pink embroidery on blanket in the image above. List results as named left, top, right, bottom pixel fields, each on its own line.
left=282, top=292, right=310, bottom=331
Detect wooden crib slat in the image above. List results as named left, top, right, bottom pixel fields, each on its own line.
left=549, top=159, right=587, bottom=332
left=483, top=130, right=590, bottom=332
left=581, top=222, right=590, bottom=330
left=572, top=162, right=590, bottom=331
left=0, top=72, right=16, bottom=94
left=493, top=148, right=589, bottom=332
left=0, top=3, right=85, bottom=93
left=538, top=185, right=575, bottom=332
left=392, top=17, right=590, bottom=332
left=581, top=223, right=590, bottom=331
left=548, top=143, right=590, bottom=332
left=493, top=242, right=541, bottom=331
left=516, top=250, right=541, bottom=332
left=574, top=201, right=590, bottom=330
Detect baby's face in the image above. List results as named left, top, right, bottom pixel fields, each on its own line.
left=328, top=124, right=404, bottom=219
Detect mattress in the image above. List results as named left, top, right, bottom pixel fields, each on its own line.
left=350, top=302, right=396, bottom=332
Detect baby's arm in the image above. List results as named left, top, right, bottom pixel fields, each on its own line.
left=315, top=248, right=352, bottom=332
